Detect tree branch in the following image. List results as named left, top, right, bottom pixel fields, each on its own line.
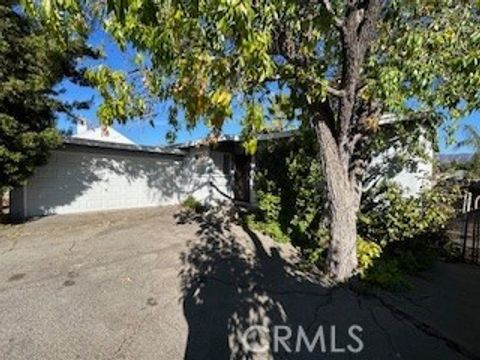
left=310, top=99, right=338, bottom=141
left=357, top=0, right=383, bottom=51
left=326, top=85, right=345, bottom=98
left=336, top=0, right=383, bottom=161
left=321, top=0, right=344, bottom=28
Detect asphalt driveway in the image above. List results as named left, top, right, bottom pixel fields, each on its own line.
left=0, top=206, right=479, bottom=359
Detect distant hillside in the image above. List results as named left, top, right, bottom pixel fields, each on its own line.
left=437, top=153, right=474, bottom=164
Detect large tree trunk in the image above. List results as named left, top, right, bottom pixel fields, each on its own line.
left=314, top=120, right=361, bottom=282
left=305, top=0, right=382, bottom=281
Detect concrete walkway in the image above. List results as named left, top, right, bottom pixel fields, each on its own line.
left=0, top=206, right=478, bottom=359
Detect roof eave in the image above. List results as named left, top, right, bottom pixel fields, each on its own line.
left=62, top=137, right=187, bottom=156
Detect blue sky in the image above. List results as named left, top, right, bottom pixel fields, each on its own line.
left=57, top=31, right=479, bottom=154
left=56, top=31, right=239, bottom=146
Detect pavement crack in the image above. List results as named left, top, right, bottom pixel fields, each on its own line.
left=111, top=313, right=149, bottom=359
left=306, top=289, right=334, bottom=333
left=367, top=306, right=399, bottom=357
left=372, top=294, right=478, bottom=360
left=397, top=293, right=433, bottom=313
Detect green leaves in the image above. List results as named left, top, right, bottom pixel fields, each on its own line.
left=85, top=66, right=147, bottom=125
left=22, top=0, right=280, bottom=140
left=368, top=1, right=480, bottom=120
left=23, top=0, right=480, bottom=147
left=252, top=129, right=327, bottom=253
left=241, top=103, right=264, bottom=154
left=1, top=1, right=93, bottom=191
left=107, top=0, right=129, bottom=23
left=359, top=182, right=459, bottom=245
left=357, top=237, right=383, bottom=276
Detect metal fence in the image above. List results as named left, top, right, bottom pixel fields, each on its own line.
left=462, top=209, right=480, bottom=264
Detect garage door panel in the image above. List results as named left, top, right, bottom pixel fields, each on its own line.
left=24, top=149, right=183, bottom=216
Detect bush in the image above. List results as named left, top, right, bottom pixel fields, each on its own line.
left=244, top=214, right=290, bottom=243
left=253, top=129, right=327, bottom=253
left=356, top=182, right=459, bottom=291
left=182, top=195, right=203, bottom=213
left=257, top=191, right=282, bottom=223
left=359, top=236, right=440, bottom=291
left=359, top=258, right=412, bottom=292
left=356, top=237, right=382, bottom=276
left=359, top=181, right=459, bottom=246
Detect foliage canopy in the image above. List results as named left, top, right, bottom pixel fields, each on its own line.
left=24, top=1, right=480, bottom=145
left=0, top=0, right=97, bottom=192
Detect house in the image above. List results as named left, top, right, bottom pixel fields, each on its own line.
left=9, top=123, right=237, bottom=219
left=9, top=122, right=433, bottom=220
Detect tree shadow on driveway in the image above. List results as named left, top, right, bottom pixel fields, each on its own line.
left=176, top=208, right=335, bottom=359
left=175, top=208, right=475, bottom=360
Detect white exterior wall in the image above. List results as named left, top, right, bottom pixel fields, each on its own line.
left=387, top=160, right=432, bottom=196
left=12, top=150, right=183, bottom=218
left=249, top=155, right=257, bottom=206
left=367, top=137, right=433, bottom=196
left=180, top=148, right=233, bottom=204
left=10, top=146, right=233, bottom=219
left=10, top=134, right=432, bottom=219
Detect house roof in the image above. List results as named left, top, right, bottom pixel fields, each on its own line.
left=165, top=113, right=425, bottom=150
left=62, top=137, right=186, bottom=157
left=72, top=125, right=136, bottom=145
left=167, top=129, right=299, bottom=149
left=62, top=113, right=432, bottom=154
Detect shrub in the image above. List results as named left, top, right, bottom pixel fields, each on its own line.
left=182, top=195, right=203, bottom=213
left=257, top=191, right=281, bottom=223
left=244, top=214, right=290, bottom=243
left=359, top=258, right=412, bottom=292
left=253, top=129, right=327, bottom=252
left=356, top=237, right=382, bottom=276
left=356, top=182, right=459, bottom=290
left=359, top=236, right=440, bottom=291
left=359, top=181, right=459, bottom=246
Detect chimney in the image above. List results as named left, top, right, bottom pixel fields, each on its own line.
left=100, top=124, right=110, bottom=138
left=76, top=119, right=88, bottom=135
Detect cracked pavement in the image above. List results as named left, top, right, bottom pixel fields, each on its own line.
left=0, top=206, right=479, bottom=359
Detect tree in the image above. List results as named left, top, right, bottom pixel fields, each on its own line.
left=26, top=0, right=480, bottom=281
left=457, top=124, right=480, bottom=178
left=0, top=0, right=97, bottom=193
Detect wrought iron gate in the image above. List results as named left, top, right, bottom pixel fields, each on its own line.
left=462, top=209, right=480, bottom=264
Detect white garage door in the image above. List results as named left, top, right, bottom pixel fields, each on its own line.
left=21, top=149, right=184, bottom=217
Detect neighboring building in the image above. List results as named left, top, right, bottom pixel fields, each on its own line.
left=9, top=123, right=434, bottom=220
left=73, top=120, right=136, bottom=145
